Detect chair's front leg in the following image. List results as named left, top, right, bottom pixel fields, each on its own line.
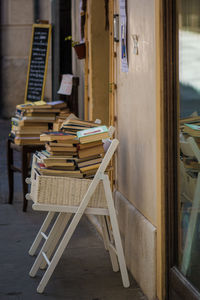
left=29, top=212, right=70, bottom=277
left=40, top=213, right=71, bottom=269
left=99, top=215, right=119, bottom=272
left=29, top=211, right=56, bottom=256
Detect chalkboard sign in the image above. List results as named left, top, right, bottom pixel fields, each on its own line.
left=24, top=24, right=51, bottom=102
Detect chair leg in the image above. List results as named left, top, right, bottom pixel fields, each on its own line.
left=103, top=175, right=130, bottom=288
left=29, top=212, right=55, bottom=256
left=29, top=213, right=71, bottom=278
left=99, top=216, right=119, bottom=272
left=7, top=139, right=14, bottom=204
left=98, top=215, right=108, bottom=250
left=21, top=148, right=28, bottom=212
left=36, top=209, right=86, bottom=293
left=40, top=213, right=72, bottom=269
left=35, top=178, right=101, bottom=293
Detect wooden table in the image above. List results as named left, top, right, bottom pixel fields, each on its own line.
left=7, top=138, right=45, bottom=212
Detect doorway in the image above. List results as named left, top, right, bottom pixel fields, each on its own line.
left=84, top=0, right=110, bottom=125
left=164, top=0, right=200, bottom=299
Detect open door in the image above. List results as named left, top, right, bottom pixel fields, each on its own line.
left=164, top=0, right=200, bottom=299
left=84, top=0, right=110, bottom=125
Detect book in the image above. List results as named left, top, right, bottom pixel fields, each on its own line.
left=78, top=144, right=105, bottom=159
left=76, top=140, right=103, bottom=150
left=12, top=124, right=48, bottom=133
left=40, top=150, right=75, bottom=159
left=12, top=132, right=41, bottom=138
left=16, top=100, right=67, bottom=110
left=11, top=131, right=41, bottom=139
left=45, top=101, right=67, bottom=109
left=77, top=157, right=102, bottom=168
left=40, top=150, right=100, bottom=161
left=11, top=117, right=49, bottom=127
left=36, top=167, right=83, bottom=178
left=24, top=108, right=62, bottom=113
left=79, top=163, right=101, bottom=173
left=58, top=130, right=77, bottom=136
left=42, top=158, right=75, bottom=168
left=180, top=116, right=200, bottom=125
left=183, top=123, right=200, bottom=137
left=35, top=151, right=49, bottom=160
left=61, top=125, right=96, bottom=131
left=22, top=116, right=55, bottom=121
left=82, top=169, right=98, bottom=178
left=61, top=118, right=99, bottom=129
left=49, top=140, right=79, bottom=146
left=77, top=126, right=109, bottom=144
left=45, top=144, right=77, bottom=153
left=23, top=112, right=56, bottom=118
left=14, top=137, right=45, bottom=145
left=36, top=162, right=75, bottom=170
left=40, top=132, right=77, bottom=142
left=183, top=158, right=200, bottom=171
left=47, top=151, right=76, bottom=157
left=45, top=166, right=76, bottom=170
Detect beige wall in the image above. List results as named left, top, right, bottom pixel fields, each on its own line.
left=116, top=0, right=157, bottom=226
left=114, top=0, right=157, bottom=299
left=1, top=0, right=52, bottom=117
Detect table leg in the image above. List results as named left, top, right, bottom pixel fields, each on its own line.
left=21, top=148, right=28, bottom=212
left=7, top=139, right=14, bottom=204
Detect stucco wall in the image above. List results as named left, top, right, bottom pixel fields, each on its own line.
left=114, top=1, right=157, bottom=299
left=0, top=0, right=52, bottom=118
left=116, top=0, right=157, bottom=226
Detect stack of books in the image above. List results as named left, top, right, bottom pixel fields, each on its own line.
left=10, top=101, right=68, bottom=145
left=52, top=109, right=72, bottom=131
left=35, top=125, right=109, bottom=178
left=76, top=126, right=109, bottom=177
left=36, top=132, right=81, bottom=177
left=182, top=123, right=200, bottom=137
left=61, top=118, right=100, bottom=135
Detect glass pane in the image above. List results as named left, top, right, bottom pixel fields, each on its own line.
left=179, top=0, right=200, bottom=290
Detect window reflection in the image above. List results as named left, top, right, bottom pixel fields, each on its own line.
left=179, top=0, right=200, bottom=291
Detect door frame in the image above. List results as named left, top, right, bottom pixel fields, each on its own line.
left=163, top=0, right=200, bottom=299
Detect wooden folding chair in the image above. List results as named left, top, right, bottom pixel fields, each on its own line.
left=26, top=138, right=130, bottom=293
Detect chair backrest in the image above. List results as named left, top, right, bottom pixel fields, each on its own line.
left=95, top=138, right=119, bottom=178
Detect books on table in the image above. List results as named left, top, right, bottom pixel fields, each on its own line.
left=10, top=100, right=69, bottom=145
left=16, top=100, right=67, bottom=111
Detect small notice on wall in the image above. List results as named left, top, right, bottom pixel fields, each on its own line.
left=119, top=0, right=128, bottom=73
left=57, top=74, right=73, bottom=95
